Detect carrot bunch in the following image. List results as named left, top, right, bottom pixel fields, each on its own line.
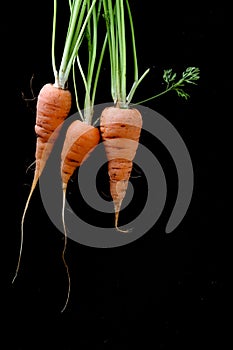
left=14, top=0, right=200, bottom=312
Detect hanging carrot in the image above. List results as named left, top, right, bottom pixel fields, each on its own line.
left=13, top=0, right=98, bottom=291
left=101, top=0, right=200, bottom=231
left=59, top=0, right=107, bottom=312
left=99, top=0, right=148, bottom=231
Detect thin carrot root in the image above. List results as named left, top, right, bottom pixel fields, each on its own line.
left=13, top=83, right=72, bottom=283
left=114, top=210, right=131, bottom=233
left=26, top=160, right=36, bottom=174
left=12, top=176, right=39, bottom=283
left=100, top=106, right=142, bottom=232
left=59, top=119, right=100, bottom=310
left=111, top=177, right=130, bottom=233
left=60, top=189, right=71, bottom=313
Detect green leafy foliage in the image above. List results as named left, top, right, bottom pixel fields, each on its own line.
left=163, top=67, right=200, bottom=99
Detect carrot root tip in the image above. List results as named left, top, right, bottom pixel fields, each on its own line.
left=115, top=225, right=131, bottom=233
left=114, top=210, right=131, bottom=233
left=11, top=274, right=17, bottom=285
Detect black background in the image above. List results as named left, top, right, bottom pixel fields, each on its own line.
left=3, top=1, right=230, bottom=349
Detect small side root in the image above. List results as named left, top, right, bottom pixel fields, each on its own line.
left=26, top=160, right=36, bottom=174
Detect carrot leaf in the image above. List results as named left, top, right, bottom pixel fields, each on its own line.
left=133, top=66, right=200, bottom=105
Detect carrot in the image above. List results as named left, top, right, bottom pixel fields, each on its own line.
left=12, top=82, right=72, bottom=284
left=100, top=0, right=149, bottom=231
left=57, top=120, right=100, bottom=312
left=13, top=0, right=98, bottom=293
left=61, top=121, right=100, bottom=190
left=101, top=0, right=200, bottom=231
left=34, top=84, right=72, bottom=179
left=100, top=106, right=142, bottom=231
left=58, top=0, right=106, bottom=312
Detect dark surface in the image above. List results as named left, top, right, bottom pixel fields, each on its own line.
left=4, top=2, right=229, bottom=349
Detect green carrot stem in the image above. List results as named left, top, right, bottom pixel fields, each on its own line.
left=72, top=60, right=84, bottom=121
left=103, top=0, right=149, bottom=108
left=72, top=0, right=107, bottom=125
left=52, top=0, right=58, bottom=85
left=125, top=0, right=138, bottom=82
left=131, top=87, right=174, bottom=106
left=59, top=0, right=83, bottom=80
left=91, top=33, right=108, bottom=108
left=126, top=68, right=150, bottom=104
left=58, top=0, right=97, bottom=88
left=116, top=0, right=126, bottom=104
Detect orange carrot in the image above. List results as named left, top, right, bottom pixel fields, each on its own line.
left=100, top=106, right=142, bottom=231
left=13, top=0, right=101, bottom=314
left=35, top=83, right=72, bottom=181
left=57, top=0, right=105, bottom=312
left=12, top=83, right=72, bottom=283
left=61, top=120, right=100, bottom=190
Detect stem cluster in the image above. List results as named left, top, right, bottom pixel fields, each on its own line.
left=52, top=0, right=200, bottom=112
left=102, top=0, right=149, bottom=107
left=52, top=0, right=98, bottom=89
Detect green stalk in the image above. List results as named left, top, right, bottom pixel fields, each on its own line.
left=76, top=55, right=91, bottom=120
left=91, top=33, right=108, bottom=106
left=131, top=87, right=174, bottom=106
left=103, top=0, right=149, bottom=108
left=73, top=0, right=107, bottom=125
left=57, top=0, right=97, bottom=89
left=84, top=0, right=97, bottom=115
left=52, top=0, right=58, bottom=85
left=132, top=66, right=201, bottom=105
left=125, top=0, right=138, bottom=82
left=59, top=0, right=83, bottom=81
left=67, top=1, right=87, bottom=62
left=116, top=0, right=126, bottom=104
left=68, top=0, right=73, bottom=11
left=126, top=68, right=150, bottom=104
left=72, top=60, right=84, bottom=121
left=62, top=0, right=98, bottom=86
left=103, top=0, right=117, bottom=102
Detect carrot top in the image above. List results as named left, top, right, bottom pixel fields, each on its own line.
left=51, top=0, right=98, bottom=89
left=72, top=0, right=107, bottom=125
left=103, top=0, right=149, bottom=107
left=102, top=0, right=200, bottom=108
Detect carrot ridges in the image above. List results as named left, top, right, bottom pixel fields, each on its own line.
left=34, top=83, right=72, bottom=180
left=100, top=106, right=142, bottom=231
left=13, top=83, right=72, bottom=284
left=61, top=120, right=100, bottom=189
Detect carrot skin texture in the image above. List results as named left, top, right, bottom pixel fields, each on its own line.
left=35, top=83, right=72, bottom=179
left=61, top=120, right=100, bottom=189
left=100, top=106, right=142, bottom=229
left=12, top=83, right=72, bottom=284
